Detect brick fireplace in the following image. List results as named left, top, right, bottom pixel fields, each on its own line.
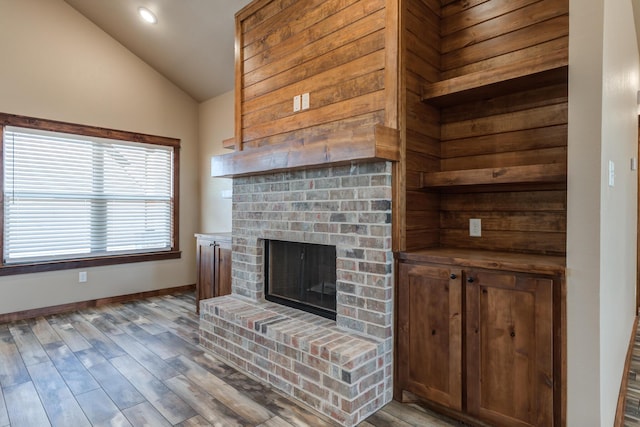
left=199, top=161, right=394, bottom=426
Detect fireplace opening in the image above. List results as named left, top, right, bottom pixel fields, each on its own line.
left=264, top=240, right=337, bottom=320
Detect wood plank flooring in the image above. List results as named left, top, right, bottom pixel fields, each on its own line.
left=625, top=318, right=640, bottom=426
left=0, top=291, right=461, bottom=427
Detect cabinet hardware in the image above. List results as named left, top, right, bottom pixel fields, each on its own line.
left=467, top=277, right=474, bottom=283
left=450, top=273, right=457, bottom=279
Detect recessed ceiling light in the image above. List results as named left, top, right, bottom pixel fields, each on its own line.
left=138, top=7, right=157, bottom=24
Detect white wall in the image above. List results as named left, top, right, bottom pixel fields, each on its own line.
left=0, top=0, right=200, bottom=313
left=198, top=91, right=234, bottom=233
left=599, top=0, right=639, bottom=423
left=567, top=0, right=639, bottom=424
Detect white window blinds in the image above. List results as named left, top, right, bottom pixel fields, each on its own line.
left=3, top=126, right=174, bottom=264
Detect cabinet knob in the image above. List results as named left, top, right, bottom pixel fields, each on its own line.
left=450, top=273, right=457, bottom=279
left=467, top=277, right=475, bottom=283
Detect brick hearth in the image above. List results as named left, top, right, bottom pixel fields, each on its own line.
left=199, top=162, right=394, bottom=426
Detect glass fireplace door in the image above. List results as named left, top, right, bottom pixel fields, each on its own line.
left=265, top=240, right=336, bottom=320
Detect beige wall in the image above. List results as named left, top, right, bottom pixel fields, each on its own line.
left=0, top=0, right=200, bottom=313
left=567, top=0, right=639, bottom=424
left=599, top=0, right=639, bottom=422
left=198, top=91, right=234, bottom=233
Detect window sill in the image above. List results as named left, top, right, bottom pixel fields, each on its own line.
left=0, top=250, right=181, bottom=276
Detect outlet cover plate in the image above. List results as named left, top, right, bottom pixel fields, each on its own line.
left=469, top=218, right=481, bottom=237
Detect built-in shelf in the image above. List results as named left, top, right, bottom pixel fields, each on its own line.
left=222, top=137, right=235, bottom=150
left=421, top=49, right=568, bottom=107
left=421, top=163, right=566, bottom=189
left=396, top=248, right=566, bottom=276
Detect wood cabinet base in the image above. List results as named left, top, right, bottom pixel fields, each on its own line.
left=395, top=252, right=565, bottom=427
left=195, top=233, right=232, bottom=314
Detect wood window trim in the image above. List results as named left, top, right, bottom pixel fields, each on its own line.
left=0, top=112, right=181, bottom=275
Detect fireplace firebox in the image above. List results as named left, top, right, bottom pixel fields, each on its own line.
left=264, top=240, right=336, bottom=320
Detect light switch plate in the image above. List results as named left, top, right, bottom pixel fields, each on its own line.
left=609, top=160, right=615, bottom=187
left=293, top=95, right=301, bottom=112
left=301, top=92, right=310, bottom=110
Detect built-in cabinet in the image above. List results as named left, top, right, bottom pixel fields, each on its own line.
left=195, top=233, right=232, bottom=313
left=397, top=252, right=564, bottom=426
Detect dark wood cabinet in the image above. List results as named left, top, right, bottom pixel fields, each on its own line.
left=195, top=233, right=232, bottom=313
left=396, top=252, right=563, bottom=427
left=465, top=270, right=554, bottom=427
left=397, top=263, right=462, bottom=411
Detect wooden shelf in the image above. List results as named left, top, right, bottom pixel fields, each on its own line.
left=211, top=124, right=400, bottom=177
left=396, top=248, right=565, bottom=276
left=421, top=163, right=566, bottom=189
left=421, top=49, right=568, bottom=107
left=222, top=137, right=235, bottom=150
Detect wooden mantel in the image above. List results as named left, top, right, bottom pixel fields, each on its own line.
left=211, top=124, right=399, bottom=177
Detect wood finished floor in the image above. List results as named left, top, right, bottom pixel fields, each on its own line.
left=625, top=319, right=640, bottom=426
left=0, top=291, right=461, bottom=427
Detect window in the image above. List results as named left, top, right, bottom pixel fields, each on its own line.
left=0, top=113, right=180, bottom=274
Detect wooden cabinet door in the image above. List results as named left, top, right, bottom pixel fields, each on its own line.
left=196, top=238, right=216, bottom=313
left=215, top=240, right=232, bottom=297
left=465, top=271, right=554, bottom=427
left=397, top=263, right=462, bottom=410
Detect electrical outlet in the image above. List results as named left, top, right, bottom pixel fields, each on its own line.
left=79, top=271, right=87, bottom=283
left=301, top=92, right=310, bottom=110
left=293, top=95, right=301, bottom=112
left=469, top=218, right=481, bottom=237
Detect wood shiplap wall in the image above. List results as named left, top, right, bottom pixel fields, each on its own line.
left=403, top=0, right=569, bottom=255
left=403, top=0, right=440, bottom=251
left=238, top=0, right=389, bottom=150
left=439, top=0, right=569, bottom=80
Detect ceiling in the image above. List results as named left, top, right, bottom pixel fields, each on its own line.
left=63, top=0, right=253, bottom=102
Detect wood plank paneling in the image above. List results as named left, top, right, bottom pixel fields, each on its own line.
left=440, top=36, right=569, bottom=81
left=440, top=147, right=567, bottom=171
left=220, top=0, right=404, bottom=176
left=441, top=103, right=568, bottom=141
left=442, top=16, right=569, bottom=72
left=440, top=0, right=539, bottom=36
left=243, top=70, right=385, bottom=130
left=441, top=125, right=567, bottom=159
left=441, top=0, right=568, bottom=54
left=244, top=0, right=383, bottom=76
left=237, top=0, right=392, bottom=162
left=440, top=190, right=567, bottom=255
left=402, top=0, right=441, bottom=251
left=244, top=27, right=385, bottom=102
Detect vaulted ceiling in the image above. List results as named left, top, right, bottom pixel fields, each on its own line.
left=64, top=0, right=253, bottom=102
